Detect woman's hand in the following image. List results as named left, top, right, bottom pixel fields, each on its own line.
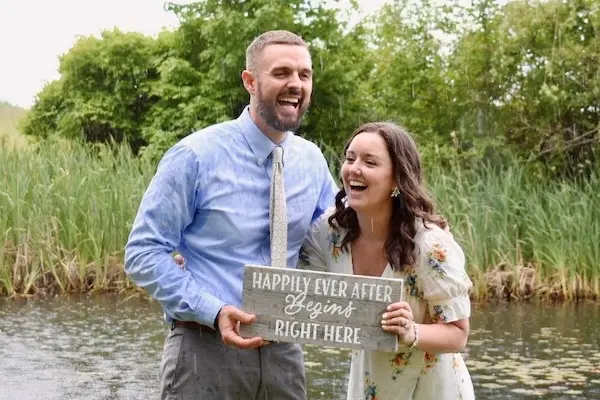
left=381, top=301, right=417, bottom=347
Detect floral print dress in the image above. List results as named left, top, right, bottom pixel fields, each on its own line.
left=300, top=208, right=475, bottom=400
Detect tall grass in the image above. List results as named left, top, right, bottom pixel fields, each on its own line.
left=0, top=138, right=155, bottom=296
left=1, top=139, right=598, bottom=300
left=428, top=162, right=600, bottom=301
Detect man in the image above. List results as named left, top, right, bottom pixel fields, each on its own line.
left=124, top=30, right=338, bottom=400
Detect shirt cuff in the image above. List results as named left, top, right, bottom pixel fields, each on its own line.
left=195, top=294, right=227, bottom=329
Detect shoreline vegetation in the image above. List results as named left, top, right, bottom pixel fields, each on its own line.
left=5, top=0, right=599, bottom=304
left=1, top=139, right=598, bottom=302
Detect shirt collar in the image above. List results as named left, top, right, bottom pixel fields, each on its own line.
left=236, top=106, right=294, bottom=166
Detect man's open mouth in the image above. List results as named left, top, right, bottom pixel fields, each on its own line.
left=277, top=96, right=300, bottom=109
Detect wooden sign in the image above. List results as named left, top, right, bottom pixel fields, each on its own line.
left=239, top=265, right=404, bottom=352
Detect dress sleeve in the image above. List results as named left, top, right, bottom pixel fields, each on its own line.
left=416, top=225, right=473, bottom=323
left=299, top=207, right=335, bottom=272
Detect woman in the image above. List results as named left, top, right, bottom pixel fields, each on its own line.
left=300, top=122, right=474, bottom=400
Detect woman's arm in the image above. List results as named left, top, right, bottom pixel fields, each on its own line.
left=382, top=301, right=469, bottom=353
left=382, top=225, right=473, bottom=353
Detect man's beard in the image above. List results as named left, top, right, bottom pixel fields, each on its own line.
left=256, top=84, right=309, bottom=132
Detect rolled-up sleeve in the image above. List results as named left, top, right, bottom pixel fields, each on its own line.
left=124, top=144, right=225, bottom=328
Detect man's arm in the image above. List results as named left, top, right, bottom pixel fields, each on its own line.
left=124, top=144, right=225, bottom=327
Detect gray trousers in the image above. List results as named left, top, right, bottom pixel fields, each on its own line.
left=159, top=325, right=307, bottom=400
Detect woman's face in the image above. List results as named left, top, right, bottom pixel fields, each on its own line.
left=341, top=131, right=395, bottom=213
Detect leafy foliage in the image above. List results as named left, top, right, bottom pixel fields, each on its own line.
left=19, top=0, right=600, bottom=175
left=22, top=30, right=160, bottom=153
left=447, top=0, right=600, bottom=175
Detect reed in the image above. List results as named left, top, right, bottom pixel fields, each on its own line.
left=1, top=139, right=598, bottom=301
left=427, top=161, right=600, bottom=301
left=0, top=138, right=154, bottom=296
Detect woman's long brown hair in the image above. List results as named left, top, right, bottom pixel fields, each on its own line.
left=328, top=122, right=447, bottom=272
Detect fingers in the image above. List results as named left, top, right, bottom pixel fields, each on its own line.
left=217, top=305, right=257, bottom=329
left=386, top=301, right=411, bottom=312
left=221, top=329, right=264, bottom=349
left=217, top=305, right=262, bottom=349
left=382, top=316, right=411, bottom=328
left=382, top=307, right=413, bottom=323
left=382, top=302, right=413, bottom=339
left=443, top=224, right=454, bottom=238
left=381, top=320, right=416, bottom=346
left=381, top=324, right=402, bottom=335
left=227, top=307, right=257, bottom=325
left=174, top=254, right=185, bottom=267
left=381, top=321, right=410, bottom=337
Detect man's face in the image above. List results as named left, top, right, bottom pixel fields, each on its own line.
left=252, top=44, right=313, bottom=132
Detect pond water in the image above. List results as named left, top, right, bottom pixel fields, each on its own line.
left=0, top=295, right=598, bottom=399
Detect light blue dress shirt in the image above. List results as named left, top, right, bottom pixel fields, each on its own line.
left=124, top=107, right=338, bottom=328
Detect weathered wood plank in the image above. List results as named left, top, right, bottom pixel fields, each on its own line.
left=239, top=265, right=405, bottom=352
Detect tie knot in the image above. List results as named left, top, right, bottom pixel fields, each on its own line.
left=272, top=146, right=283, bottom=163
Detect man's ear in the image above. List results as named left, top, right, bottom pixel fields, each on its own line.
left=241, top=70, right=257, bottom=95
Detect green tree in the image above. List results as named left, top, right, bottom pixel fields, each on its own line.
left=22, top=30, right=160, bottom=153
left=140, top=0, right=370, bottom=158
left=449, top=0, right=600, bottom=174
left=20, top=0, right=600, bottom=175
left=358, top=0, right=475, bottom=168
left=21, top=0, right=371, bottom=160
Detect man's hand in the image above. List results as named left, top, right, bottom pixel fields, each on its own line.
left=443, top=223, right=453, bottom=238
left=217, top=305, right=265, bottom=349
left=174, top=257, right=268, bottom=348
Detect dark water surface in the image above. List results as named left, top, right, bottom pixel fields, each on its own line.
left=0, top=295, right=598, bottom=399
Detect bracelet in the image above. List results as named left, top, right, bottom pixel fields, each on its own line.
left=407, top=322, right=419, bottom=350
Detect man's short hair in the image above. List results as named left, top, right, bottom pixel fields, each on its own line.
left=245, top=30, right=308, bottom=71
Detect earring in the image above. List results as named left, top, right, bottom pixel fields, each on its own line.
left=391, top=187, right=400, bottom=197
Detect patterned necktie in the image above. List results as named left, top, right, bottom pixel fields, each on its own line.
left=270, top=146, right=287, bottom=269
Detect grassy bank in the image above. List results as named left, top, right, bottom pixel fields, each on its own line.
left=1, top=139, right=598, bottom=301
left=430, top=162, right=599, bottom=301
left=1, top=138, right=155, bottom=296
